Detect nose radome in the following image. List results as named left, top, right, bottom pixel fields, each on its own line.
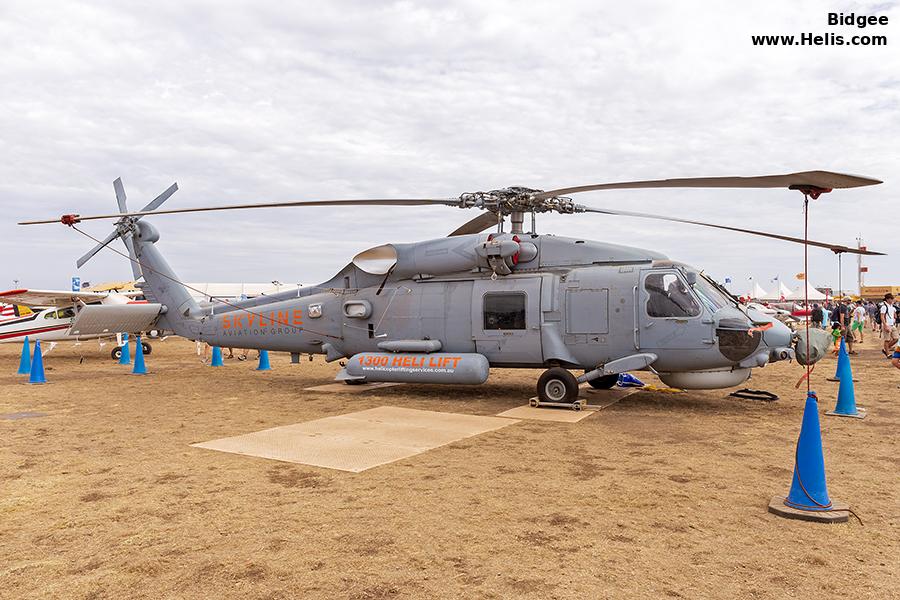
left=764, top=319, right=793, bottom=348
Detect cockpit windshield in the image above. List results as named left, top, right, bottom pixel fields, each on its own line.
left=688, top=271, right=737, bottom=313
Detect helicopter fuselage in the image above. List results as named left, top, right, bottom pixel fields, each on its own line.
left=161, top=229, right=795, bottom=389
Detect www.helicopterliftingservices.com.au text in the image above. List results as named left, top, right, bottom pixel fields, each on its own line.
left=752, top=12, right=889, bottom=47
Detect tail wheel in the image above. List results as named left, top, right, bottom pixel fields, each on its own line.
left=586, top=374, right=618, bottom=389
left=537, top=368, right=579, bottom=404
left=141, top=342, right=152, bottom=355
left=111, top=347, right=122, bottom=360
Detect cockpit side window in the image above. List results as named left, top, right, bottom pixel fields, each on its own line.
left=645, top=272, right=701, bottom=318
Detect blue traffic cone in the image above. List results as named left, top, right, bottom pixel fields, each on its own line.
left=768, top=391, right=850, bottom=522
left=17, top=336, right=31, bottom=375
left=255, top=349, right=272, bottom=371
left=28, top=340, right=47, bottom=384
left=784, top=392, right=832, bottom=510
left=132, top=335, right=147, bottom=375
left=827, top=336, right=857, bottom=383
left=119, top=333, right=131, bottom=365
left=617, top=372, right=644, bottom=387
left=210, top=346, right=224, bottom=367
left=827, top=337, right=847, bottom=381
left=827, top=353, right=866, bottom=419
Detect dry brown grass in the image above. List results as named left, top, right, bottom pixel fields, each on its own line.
left=1, top=338, right=898, bottom=599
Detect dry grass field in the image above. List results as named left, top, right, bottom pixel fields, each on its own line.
left=1, top=337, right=898, bottom=599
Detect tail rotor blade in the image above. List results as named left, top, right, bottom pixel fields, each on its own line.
left=139, top=182, right=178, bottom=213
left=76, top=229, right=120, bottom=268
left=113, top=178, right=128, bottom=214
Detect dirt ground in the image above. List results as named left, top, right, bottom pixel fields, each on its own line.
left=1, top=337, right=898, bottom=600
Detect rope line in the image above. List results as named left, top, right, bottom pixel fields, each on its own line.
left=803, top=194, right=811, bottom=394
left=790, top=195, right=863, bottom=526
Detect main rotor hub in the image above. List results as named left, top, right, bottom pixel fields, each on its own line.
left=458, top=187, right=578, bottom=216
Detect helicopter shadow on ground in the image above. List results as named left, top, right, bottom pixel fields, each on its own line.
left=602, top=387, right=787, bottom=419
left=299, top=378, right=779, bottom=421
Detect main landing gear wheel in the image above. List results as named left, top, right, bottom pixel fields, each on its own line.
left=112, top=343, right=151, bottom=359
left=586, top=373, right=617, bottom=389
left=537, top=368, right=580, bottom=404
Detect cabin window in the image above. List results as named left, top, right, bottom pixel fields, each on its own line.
left=483, top=293, right=526, bottom=330
left=645, top=272, right=700, bottom=318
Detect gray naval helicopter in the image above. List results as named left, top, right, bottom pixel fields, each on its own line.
left=22, top=171, right=882, bottom=404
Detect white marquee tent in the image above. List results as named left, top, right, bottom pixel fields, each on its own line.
left=785, top=282, right=827, bottom=302
left=745, top=281, right=770, bottom=299
left=763, top=281, right=795, bottom=300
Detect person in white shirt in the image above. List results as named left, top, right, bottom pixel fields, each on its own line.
left=851, top=303, right=867, bottom=342
left=881, top=294, right=898, bottom=358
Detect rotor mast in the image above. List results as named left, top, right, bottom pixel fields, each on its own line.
left=510, top=211, right=525, bottom=234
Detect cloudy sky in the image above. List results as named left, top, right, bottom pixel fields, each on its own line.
left=1, top=0, right=897, bottom=297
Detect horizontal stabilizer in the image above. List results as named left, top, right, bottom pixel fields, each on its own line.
left=69, top=303, right=162, bottom=336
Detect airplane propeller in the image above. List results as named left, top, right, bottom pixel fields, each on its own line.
left=20, top=170, right=884, bottom=258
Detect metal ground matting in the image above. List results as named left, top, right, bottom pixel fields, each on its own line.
left=191, top=406, right=517, bottom=472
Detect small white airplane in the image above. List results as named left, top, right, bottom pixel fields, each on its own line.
left=746, top=302, right=799, bottom=326
left=0, top=288, right=151, bottom=356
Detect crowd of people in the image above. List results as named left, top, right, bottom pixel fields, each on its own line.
left=808, top=293, right=899, bottom=370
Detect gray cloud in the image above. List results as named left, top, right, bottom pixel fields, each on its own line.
left=1, top=0, right=897, bottom=297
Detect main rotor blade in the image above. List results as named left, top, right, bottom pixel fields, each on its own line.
left=448, top=212, right=498, bottom=237
left=581, top=207, right=884, bottom=255
left=113, top=178, right=128, bottom=214
left=139, top=182, right=179, bottom=213
left=76, top=229, right=120, bottom=268
left=19, top=197, right=459, bottom=225
left=535, top=171, right=882, bottom=200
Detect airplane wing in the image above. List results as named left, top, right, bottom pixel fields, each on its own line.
left=0, top=288, right=117, bottom=308
left=68, top=303, right=163, bottom=336
left=0, top=288, right=143, bottom=308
